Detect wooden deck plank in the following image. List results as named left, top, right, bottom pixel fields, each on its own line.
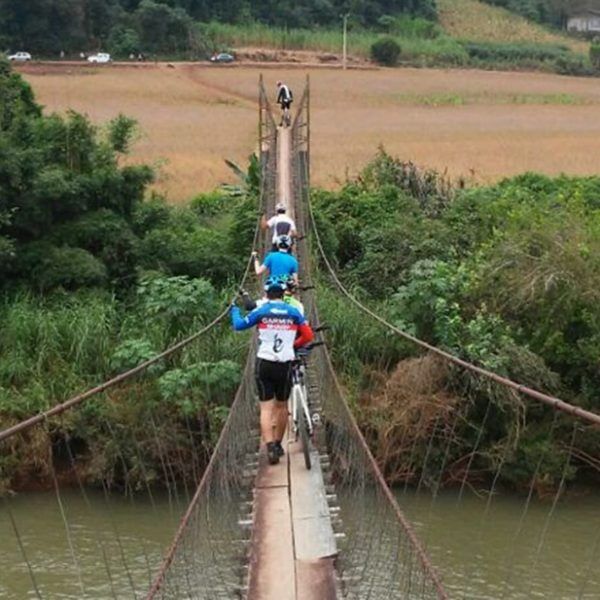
left=247, top=484, right=295, bottom=600
left=296, top=559, right=339, bottom=600
left=255, top=448, right=288, bottom=489
left=289, top=441, right=338, bottom=560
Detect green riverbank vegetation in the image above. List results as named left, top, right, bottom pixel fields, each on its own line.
left=313, top=151, right=600, bottom=492
left=0, top=58, right=257, bottom=493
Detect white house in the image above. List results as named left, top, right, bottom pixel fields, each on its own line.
left=567, top=9, right=600, bottom=33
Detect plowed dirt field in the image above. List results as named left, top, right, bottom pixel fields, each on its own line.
left=21, top=63, right=600, bottom=201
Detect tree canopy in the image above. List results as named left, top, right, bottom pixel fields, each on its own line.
left=0, top=0, right=437, bottom=56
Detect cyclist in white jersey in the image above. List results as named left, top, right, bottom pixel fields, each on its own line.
left=231, top=275, right=314, bottom=464
left=261, top=202, right=297, bottom=247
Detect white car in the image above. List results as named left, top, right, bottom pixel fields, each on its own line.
left=87, top=53, right=111, bottom=64
left=8, top=52, right=32, bottom=62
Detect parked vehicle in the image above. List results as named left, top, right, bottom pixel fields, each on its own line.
left=87, top=53, right=111, bottom=64
left=8, top=52, right=32, bottom=62
left=210, top=53, right=235, bottom=63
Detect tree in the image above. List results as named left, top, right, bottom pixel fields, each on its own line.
left=134, top=0, right=193, bottom=54
left=0, top=60, right=154, bottom=291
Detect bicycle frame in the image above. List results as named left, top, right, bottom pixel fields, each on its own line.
left=290, top=359, right=313, bottom=439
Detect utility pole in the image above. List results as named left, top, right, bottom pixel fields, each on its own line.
left=342, top=13, right=350, bottom=70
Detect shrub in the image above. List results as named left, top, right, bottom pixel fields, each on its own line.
left=461, top=41, right=569, bottom=63
left=24, top=244, right=108, bottom=291
left=137, top=274, right=219, bottom=335
left=554, top=54, right=593, bottom=77
left=590, top=41, right=600, bottom=70
left=371, top=37, right=402, bottom=66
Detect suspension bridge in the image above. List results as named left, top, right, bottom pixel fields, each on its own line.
left=1, top=77, right=599, bottom=600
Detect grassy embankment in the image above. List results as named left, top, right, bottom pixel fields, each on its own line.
left=202, top=0, right=593, bottom=75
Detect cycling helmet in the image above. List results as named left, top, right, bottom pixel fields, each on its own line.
left=264, top=275, right=287, bottom=293
left=275, top=202, right=286, bottom=213
left=276, top=234, right=292, bottom=251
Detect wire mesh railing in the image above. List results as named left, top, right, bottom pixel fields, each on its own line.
left=144, top=76, right=278, bottom=600
left=291, top=77, right=449, bottom=600
left=0, top=76, right=277, bottom=600
left=298, top=83, right=600, bottom=596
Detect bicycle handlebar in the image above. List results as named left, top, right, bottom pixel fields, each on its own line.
left=313, top=324, right=329, bottom=333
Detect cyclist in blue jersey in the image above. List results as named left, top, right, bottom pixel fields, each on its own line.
left=253, top=235, right=298, bottom=285
left=231, top=276, right=314, bottom=465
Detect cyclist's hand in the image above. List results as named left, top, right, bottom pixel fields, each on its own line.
left=251, top=251, right=258, bottom=258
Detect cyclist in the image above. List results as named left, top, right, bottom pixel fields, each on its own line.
left=276, top=81, right=293, bottom=126
left=261, top=202, right=297, bottom=248
left=241, top=276, right=304, bottom=315
left=253, top=235, right=298, bottom=285
left=231, top=276, right=314, bottom=465
left=283, top=276, right=305, bottom=315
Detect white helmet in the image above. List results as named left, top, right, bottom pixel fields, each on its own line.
left=275, top=202, right=286, bottom=213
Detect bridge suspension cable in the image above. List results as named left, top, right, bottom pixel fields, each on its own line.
left=1, top=76, right=277, bottom=600
left=299, top=123, right=600, bottom=597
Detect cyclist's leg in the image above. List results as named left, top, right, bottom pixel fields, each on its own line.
left=255, top=359, right=276, bottom=444
left=273, top=362, right=293, bottom=443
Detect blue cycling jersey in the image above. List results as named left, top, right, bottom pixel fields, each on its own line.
left=231, top=301, right=306, bottom=362
left=263, top=251, right=298, bottom=279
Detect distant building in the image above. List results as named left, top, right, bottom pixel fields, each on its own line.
left=567, top=9, right=600, bottom=33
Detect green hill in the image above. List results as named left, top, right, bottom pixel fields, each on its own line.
left=437, top=0, right=589, bottom=53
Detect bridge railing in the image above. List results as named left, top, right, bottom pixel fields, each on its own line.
left=0, top=77, right=277, bottom=600
left=291, top=77, right=449, bottom=600
left=145, top=76, right=278, bottom=600
left=294, top=79, right=600, bottom=597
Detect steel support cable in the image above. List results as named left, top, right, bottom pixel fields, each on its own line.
left=306, top=195, right=600, bottom=429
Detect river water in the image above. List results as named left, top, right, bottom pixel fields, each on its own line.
left=1, top=488, right=599, bottom=598
left=397, top=489, right=600, bottom=599
left=0, top=490, right=181, bottom=599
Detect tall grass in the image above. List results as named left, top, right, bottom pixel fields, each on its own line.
left=200, top=21, right=594, bottom=73
left=200, top=21, right=468, bottom=64
left=0, top=291, right=118, bottom=414
left=0, top=285, right=246, bottom=418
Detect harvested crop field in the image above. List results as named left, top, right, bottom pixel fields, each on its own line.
left=20, top=62, right=600, bottom=201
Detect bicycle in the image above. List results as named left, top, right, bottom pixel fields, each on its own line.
left=279, top=102, right=292, bottom=128
left=289, top=340, right=324, bottom=470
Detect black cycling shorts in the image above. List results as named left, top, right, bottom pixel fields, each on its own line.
left=255, top=358, right=293, bottom=402
left=281, top=100, right=292, bottom=110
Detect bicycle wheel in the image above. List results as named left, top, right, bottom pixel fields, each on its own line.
left=298, top=404, right=312, bottom=470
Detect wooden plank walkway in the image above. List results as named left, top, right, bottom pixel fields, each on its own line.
left=246, top=125, right=338, bottom=600
left=247, top=435, right=338, bottom=600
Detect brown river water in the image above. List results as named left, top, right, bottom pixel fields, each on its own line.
left=1, top=488, right=598, bottom=598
